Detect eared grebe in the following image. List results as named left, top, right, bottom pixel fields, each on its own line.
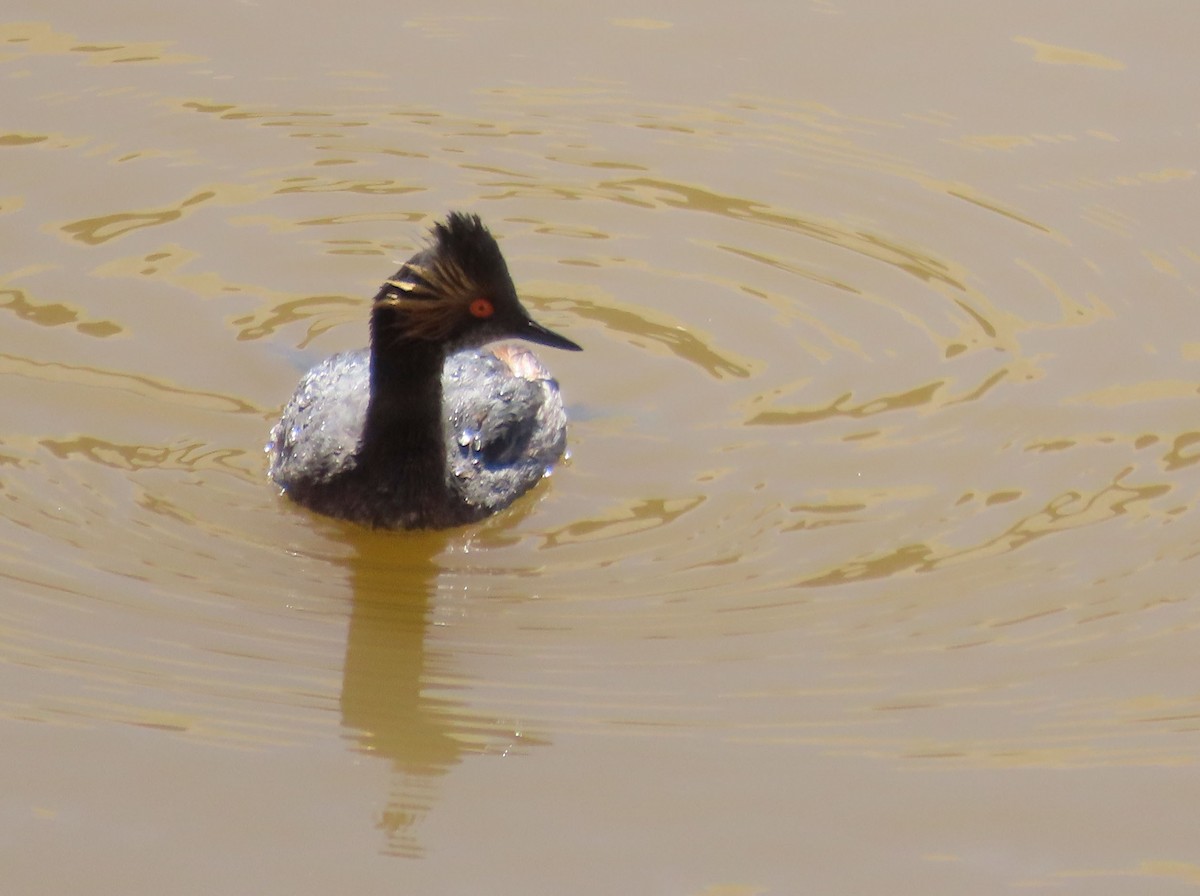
left=267, top=212, right=581, bottom=529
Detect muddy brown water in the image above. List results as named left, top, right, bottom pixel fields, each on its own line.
left=4, top=3, right=1200, bottom=893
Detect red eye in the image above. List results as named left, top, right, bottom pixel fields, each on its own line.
left=469, top=298, right=495, bottom=319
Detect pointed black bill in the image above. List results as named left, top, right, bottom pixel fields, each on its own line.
left=518, top=315, right=582, bottom=351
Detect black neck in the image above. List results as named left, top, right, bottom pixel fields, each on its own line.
left=361, top=332, right=448, bottom=510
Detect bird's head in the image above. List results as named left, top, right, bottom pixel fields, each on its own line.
left=370, top=212, right=581, bottom=355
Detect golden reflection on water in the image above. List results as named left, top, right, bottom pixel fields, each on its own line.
left=539, top=496, right=706, bottom=546
left=230, top=294, right=361, bottom=344
left=1, top=286, right=122, bottom=336
left=60, top=185, right=268, bottom=245
left=747, top=380, right=946, bottom=425
left=563, top=295, right=752, bottom=379
left=40, top=435, right=248, bottom=476
left=1163, top=433, right=1200, bottom=472
left=0, top=21, right=203, bottom=66
left=1013, top=36, right=1127, bottom=70
left=608, top=176, right=972, bottom=287
left=0, top=352, right=263, bottom=415
left=796, top=467, right=1177, bottom=589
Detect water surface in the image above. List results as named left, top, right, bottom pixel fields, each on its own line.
left=4, top=3, right=1200, bottom=893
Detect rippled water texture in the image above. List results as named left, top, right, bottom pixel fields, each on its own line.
left=4, top=4, right=1200, bottom=893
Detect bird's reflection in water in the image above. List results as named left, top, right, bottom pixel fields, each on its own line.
left=335, top=524, right=545, bottom=857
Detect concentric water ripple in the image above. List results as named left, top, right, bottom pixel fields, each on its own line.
left=3, top=43, right=1199, bottom=775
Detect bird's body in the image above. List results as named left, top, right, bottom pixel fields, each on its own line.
left=266, top=212, right=580, bottom=529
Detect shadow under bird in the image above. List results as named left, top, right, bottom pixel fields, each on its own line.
left=266, top=212, right=582, bottom=529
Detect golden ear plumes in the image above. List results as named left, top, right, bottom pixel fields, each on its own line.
left=374, top=254, right=480, bottom=343
left=371, top=212, right=514, bottom=348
